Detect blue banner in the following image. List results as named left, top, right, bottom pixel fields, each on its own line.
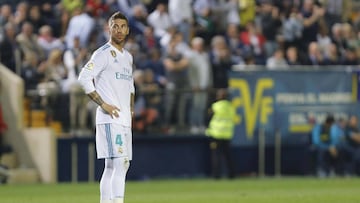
left=229, top=70, right=360, bottom=146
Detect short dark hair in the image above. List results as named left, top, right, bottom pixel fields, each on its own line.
left=325, top=114, right=335, bottom=125
left=108, top=12, right=128, bottom=25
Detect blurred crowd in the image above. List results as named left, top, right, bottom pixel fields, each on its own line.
left=1, top=0, right=360, bottom=135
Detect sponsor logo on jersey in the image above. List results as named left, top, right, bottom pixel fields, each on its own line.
left=115, top=68, right=132, bottom=81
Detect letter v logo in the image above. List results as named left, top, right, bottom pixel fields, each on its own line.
left=230, top=78, right=274, bottom=139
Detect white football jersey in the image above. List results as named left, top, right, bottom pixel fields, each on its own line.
left=78, top=43, right=134, bottom=127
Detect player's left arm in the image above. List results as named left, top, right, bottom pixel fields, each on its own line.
left=130, top=93, right=134, bottom=117
left=130, top=53, right=135, bottom=117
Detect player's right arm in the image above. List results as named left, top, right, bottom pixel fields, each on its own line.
left=87, top=91, right=120, bottom=118
left=78, top=50, right=119, bottom=118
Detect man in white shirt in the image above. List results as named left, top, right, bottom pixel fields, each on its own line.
left=78, top=12, right=134, bottom=203
left=147, top=3, right=173, bottom=38
left=168, top=0, right=193, bottom=43
left=65, top=7, right=95, bottom=49
left=187, top=37, right=212, bottom=134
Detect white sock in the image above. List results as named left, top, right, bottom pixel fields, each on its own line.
left=100, top=159, right=114, bottom=201
left=113, top=198, right=124, bottom=203
left=111, top=157, right=130, bottom=200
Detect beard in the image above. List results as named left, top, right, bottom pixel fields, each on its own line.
left=111, top=35, right=125, bottom=46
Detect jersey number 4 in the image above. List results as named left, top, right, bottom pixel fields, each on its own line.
left=116, top=134, right=123, bottom=146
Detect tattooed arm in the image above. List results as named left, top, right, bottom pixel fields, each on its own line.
left=88, top=91, right=105, bottom=106
left=87, top=90, right=120, bottom=118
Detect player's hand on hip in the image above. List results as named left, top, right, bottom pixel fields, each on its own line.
left=101, top=103, right=120, bottom=118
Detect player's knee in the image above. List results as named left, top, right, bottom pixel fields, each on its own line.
left=124, top=157, right=130, bottom=171
left=113, top=157, right=130, bottom=172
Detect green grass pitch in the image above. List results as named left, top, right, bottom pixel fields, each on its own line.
left=1, top=177, right=360, bottom=203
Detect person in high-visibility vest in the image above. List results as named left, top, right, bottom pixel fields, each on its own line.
left=206, top=88, right=236, bottom=179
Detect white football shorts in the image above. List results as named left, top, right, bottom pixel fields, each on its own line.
left=96, top=123, right=133, bottom=160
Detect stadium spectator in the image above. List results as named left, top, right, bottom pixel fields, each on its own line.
left=58, top=5, right=71, bottom=37
left=63, top=36, right=90, bottom=134
left=158, top=26, right=173, bottom=48
left=138, top=48, right=167, bottom=87
left=266, top=48, right=289, bottom=69
left=193, top=0, right=214, bottom=18
left=238, top=0, right=256, bottom=27
left=60, top=0, right=83, bottom=15
left=316, top=21, right=332, bottom=55
left=300, top=0, right=325, bottom=51
left=323, top=43, right=341, bottom=65
left=168, top=0, right=193, bottom=43
left=39, top=2, right=63, bottom=37
left=342, top=23, right=359, bottom=51
left=168, top=31, right=191, bottom=56
left=96, top=19, right=110, bottom=47
left=275, top=0, right=302, bottom=16
left=142, top=69, right=161, bottom=121
left=116, top=0, right=142, bottom=18
left=16, top=21, right=45, bottom=65
left=239, top=21, right=266, bottom=65
left=339, top=115, right=360, bottom=176
left=163, top=37, right=190, bottom=131
left=28, top=5, right=45, bottom=33
left=311, top=115, right=338, bottom=177
left=138, top=26, right=160, bottom=51
left=188, top=37, right=212, bottom=134
left=124, top=35, right=143, bottom=69
left=331, top=117, right=347, bottom=175
left=0, top=22, right=20, bottom=74
left=323, top=0, right=349, bottom=29
left=223, top=0, right=240, bottom=26
left=37, top=25, right=65, bottom=57
left=64, top=6, right=95, bottom=49
left=206, top=88, right=236, bottom=179
left=210, top=35, right=235, bottom=89
left=0, top=4, right=14, bottom=26
left=342, top=47, right=359, bottom=66
left=224, top=23, right=246, bottom=64
left=13, top=2, right=29, bottom=32
left=285, top=46, right=302, bottom=66
left=282, top=7, right=304, bottom=50
left=258, top=1, right=282, bottom=58
left=302, top=41, right=325, bottom=65
left=147, top=3, right=173, bottom=39
left=330, top=23, right=347, bottom=57
left=133, top=70, right=147, bottom=133
left=193, top=5, right=216, bottom=45
left=20, top=51, right=45, bottom=92
left=37, top=49, right=69, bottom=126
left=63, top=36, right=87, bottom=82
left=133, top=69, right=161, bottom=133
left=86, top=0, right=109, bottom=18
left=128, top=4, right=148, bottom=37
left=42, top=49, right=68, bottom=92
